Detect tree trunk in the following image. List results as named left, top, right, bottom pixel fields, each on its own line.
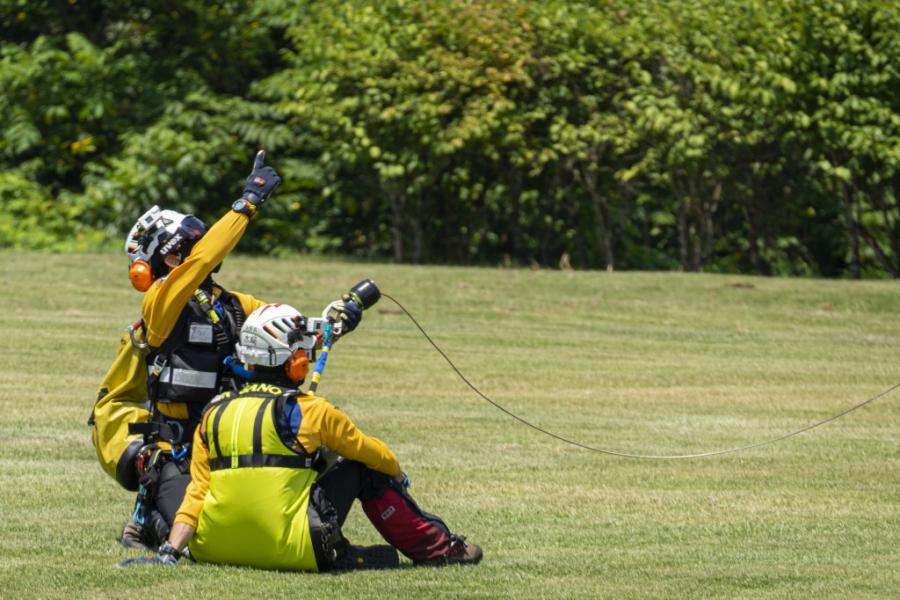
left=412, top=211, right=424, bottom=264
left=673, top=179, right=690, bottom=271
left=572, top=160, right=614, bottom=271
left=844, top=186, right=900, bottom=277
left=384, top=183, right=405, bottom=262
left=872, top=185, right=900, bottom=267
left=742, top=203, right=763, bottom=274
left=699, top=181, right=721, bottom=268
left=842, top=187, right=861, bottom=279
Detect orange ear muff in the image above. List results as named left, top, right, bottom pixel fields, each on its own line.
left=285, top=349, right=309, bottom=383
left=129, top=260, right=154, bottom=292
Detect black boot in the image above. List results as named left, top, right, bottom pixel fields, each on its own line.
left=118, top=519, right=152, bottom=551
left=416, top=534, right=483, bottom=567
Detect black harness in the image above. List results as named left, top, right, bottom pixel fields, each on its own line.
left=146, top=285, right=244, bottom=406
left=201, top=386, right=319, bottom=472
left=131, top=283, right=246, bottom=445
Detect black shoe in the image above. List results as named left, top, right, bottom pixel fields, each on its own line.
left=417, top=534, right=483, bottom=567
left=332, top=545, right=400, bottom=570
left=118, top=520, right=152, bottom=551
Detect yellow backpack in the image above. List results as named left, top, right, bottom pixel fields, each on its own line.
left=88, top=325, right=151, bottom=491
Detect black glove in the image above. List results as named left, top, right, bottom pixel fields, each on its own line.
left=337, top=295, right=363, bottom=334
left=233, top=150, right=281, bottom=216
left=117, top=542, right=180, bottom=568
left=118, top=554, right=178, bottom=568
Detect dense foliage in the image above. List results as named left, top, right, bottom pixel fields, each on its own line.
left=1, top=0, right=898, bottom=276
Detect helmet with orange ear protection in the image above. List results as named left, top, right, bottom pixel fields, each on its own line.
left=236, top=304, right=317, bottom=384
left=124, top=205, right=207, bottom=291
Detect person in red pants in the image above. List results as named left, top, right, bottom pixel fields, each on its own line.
left=122, top=303, right=482, bottom=571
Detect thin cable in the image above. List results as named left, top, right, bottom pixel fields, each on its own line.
left=383, top=293, right=900, bottom=460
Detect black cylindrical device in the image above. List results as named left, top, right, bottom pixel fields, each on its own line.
left=348, top=279, right=381, bottom=309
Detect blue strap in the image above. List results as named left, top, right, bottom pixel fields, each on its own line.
left=224, top=355, right=254, bottom=379
left=171, top=445, right=189, bottom=461
left=212, top=296, right=226, bottom=320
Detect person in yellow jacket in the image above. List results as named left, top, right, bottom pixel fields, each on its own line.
left=121, top=303, right=482, bottom=570
left=91, top=151, right=284, bottom=547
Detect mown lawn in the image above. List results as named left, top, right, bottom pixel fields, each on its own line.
left=1, top=250, right=898, bottom=599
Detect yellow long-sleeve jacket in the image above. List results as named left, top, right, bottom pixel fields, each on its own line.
left=143, top=210, right=265, bottom=422
left=91, top=210, right=264, bottom=487
left=175, top=387, right=400, bottom=529
left=143, top=210, right=257, bottom=348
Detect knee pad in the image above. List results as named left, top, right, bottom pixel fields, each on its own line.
left=362, top=480, right=452, bottom=562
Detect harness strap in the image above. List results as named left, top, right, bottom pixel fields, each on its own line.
left=274, top=390, right=304, bottom=449
left=154, top=365, right=217, bottom=389
left=129, top=421, right=180, bottom=444
left=146, top=353, right=166, bottom=401
left=209, top=454, right=317, bottom=471
left=228, top=292, right=245, bottom=333
left=217, top=289, right=243, bottom=345
left=187, top=293, right=231, bottom=347
left=198, top=392, right=231, bottom=447
left=207, top=389, right=315, bottom=470
left=253, top=397, right=274, bottom=455
left=209, top=399, right=233, bottom=459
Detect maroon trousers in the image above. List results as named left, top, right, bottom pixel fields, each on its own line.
left=314, top=458, right=452, bottom=562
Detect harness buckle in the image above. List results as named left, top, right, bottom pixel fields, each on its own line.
left=150, top=354, right=167, bottom=378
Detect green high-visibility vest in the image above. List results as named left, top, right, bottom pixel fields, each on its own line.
left=189, top=384, right=319, bottom=571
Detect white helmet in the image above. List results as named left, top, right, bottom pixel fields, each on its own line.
left=124, top=205, right=207, bottom=289
left=236, top=303, right=318, bottom=368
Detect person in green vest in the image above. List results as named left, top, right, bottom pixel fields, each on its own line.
left=122, top=302, right=482, bottom=570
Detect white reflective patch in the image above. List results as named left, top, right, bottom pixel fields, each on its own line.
left=158, top=367, right=217, bottom=389
left=189, top=323, right=214, bottom=344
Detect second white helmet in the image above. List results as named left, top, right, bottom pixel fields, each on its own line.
left=236, top=303, right=317, bottom=368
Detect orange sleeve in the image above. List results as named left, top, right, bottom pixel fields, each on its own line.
left=142, top=211, right=250, bottom=348
left=174, top=416, right=212, bottom=528
left=297, top=396, right=400, bottom=477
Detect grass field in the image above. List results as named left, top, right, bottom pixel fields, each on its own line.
left=1, top=250, right=899, bottom=599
